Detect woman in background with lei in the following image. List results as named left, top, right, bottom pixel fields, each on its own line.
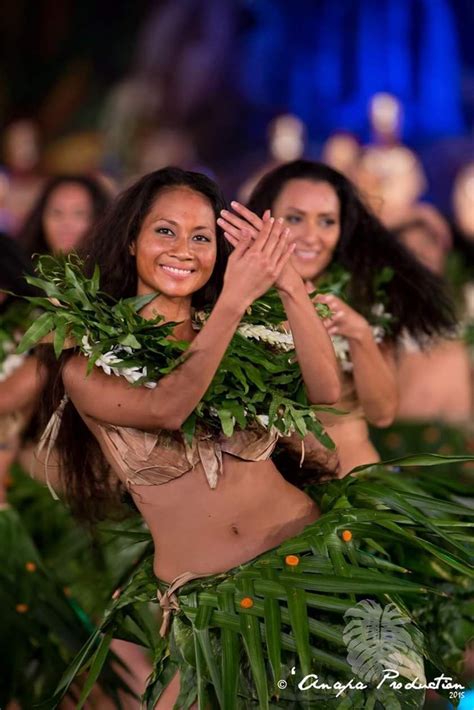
left=219, top=160, right=456, bottom=475
left=29, top=167, right=474, bottom=710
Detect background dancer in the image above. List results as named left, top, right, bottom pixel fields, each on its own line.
left=218, top=160, right=456, bottom=474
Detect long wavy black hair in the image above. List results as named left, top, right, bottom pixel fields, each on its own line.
left=18, top=175, right=110, bottom=258
left=0, top=233, right=38, bottom=308
left=40, top=167, right=231, bottom=520
left=247, top=160, right=456, bottom=341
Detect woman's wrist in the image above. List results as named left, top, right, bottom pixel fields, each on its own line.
left=277, top=276, right=306, bottom=303
left=347, top=319, right=372, bottom=345
left=217, top=287, right=249, bottom=320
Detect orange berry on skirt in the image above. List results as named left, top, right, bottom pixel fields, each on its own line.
left=342, top=530, right=352, bottom=542
left=25, top=562, right=36, bottom=572
left=240, top=596, right=254, bottom=609
left=16, top=603, right=28, bottom=613
left=285, top=555, right=300, bottom=567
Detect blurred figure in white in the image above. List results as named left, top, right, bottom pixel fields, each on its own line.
left=238, top=114, right=306, bottom=202
left=354, top=94, right=428, bottom=226
left=370, top=92, right=402, bottom=146
left=1, top=120, right=45, bottom=233
left=321, top=131, right=360, bottom=178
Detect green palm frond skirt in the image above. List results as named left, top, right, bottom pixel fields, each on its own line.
left=52, top=458, right=474, bottom=710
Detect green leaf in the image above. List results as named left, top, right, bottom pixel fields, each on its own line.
left=285, top=585, right=312, bottom=677
left=53, top=318, right=69, bottom=358
left=123, top=292, right=160, bottom=313
left=17, top=312, right=55, bottom=353
left=218, top=586, right=240, bottom=710
left=76, top=632, right=114, bottom=709
left=119, top=333, right=142, bottom=349
left=218, top=409, right=235, bottom=438
left=239, top=609, right=269, bottom=709
left=353, top=452, right=474, bottom=472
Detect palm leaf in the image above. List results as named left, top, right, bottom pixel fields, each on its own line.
left=218, top=585, right=240, bottom=710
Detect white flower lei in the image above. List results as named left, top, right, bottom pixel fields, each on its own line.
left=235, top=303, right=389, bottom=373
left=81, top=335, right=157, bottom=388
left=80, top=302, right=390, bottom=391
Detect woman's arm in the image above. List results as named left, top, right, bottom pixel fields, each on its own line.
left=218, top=203, right=340, bottom=404
left=317, top=294, right=397, bottom=426
left=279, top=281, right=341, bottom=404
left=65, top=221, right=295, bottom=430
left=0, top=356, right=46, bottom=415
left=64, top=294, right=246, bottom=431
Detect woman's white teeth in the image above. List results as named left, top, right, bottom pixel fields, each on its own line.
left=161, top=265, right=193, bottom=275
left=295, top=249, right=320, bottom=259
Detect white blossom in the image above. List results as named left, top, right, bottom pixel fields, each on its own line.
left=371, top=303, right=385, bottom=317
left=0, top=352, right=27, bottom=381
left=81, top=337, right=157, bottom=387
left=237, top=323, right=295, bottom=351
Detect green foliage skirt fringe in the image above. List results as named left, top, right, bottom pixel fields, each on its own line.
left=0, top=503, right=135, bottom=709
left=51, top=457, right=474, bottom=710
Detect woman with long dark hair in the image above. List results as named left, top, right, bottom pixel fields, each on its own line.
left=17, top=174, right=110, bottom=258
left=36, top=166, right=342, bottom=703
left=219, top=160, right=456, bottom=474
left=30, top=167, right=474, bottom=709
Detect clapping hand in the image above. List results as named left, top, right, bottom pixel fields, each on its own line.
left=218, top=201, right=303, bottom=296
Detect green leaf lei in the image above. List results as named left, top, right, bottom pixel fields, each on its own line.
left=18, top=254, right=340, bottom=447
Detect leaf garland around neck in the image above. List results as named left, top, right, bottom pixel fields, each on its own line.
left=17, top=253, right=339, bottom=449
left=317, top=261, right=395, bottom=334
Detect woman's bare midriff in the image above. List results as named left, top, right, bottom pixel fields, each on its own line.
left=128, top=455, right=319, bottom=582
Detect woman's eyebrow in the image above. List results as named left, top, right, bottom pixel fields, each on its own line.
left=286, top=206, right=306, bottom=214
left=286, top=206, right=337, bottom=217
left=151, top=216, right=214, bottom=231
left=151, top=217, right=179, bottom=226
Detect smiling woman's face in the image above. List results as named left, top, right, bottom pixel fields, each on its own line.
left=272, top=178, right=341, bottom=281
left=132, top=186, right=217, bottom=300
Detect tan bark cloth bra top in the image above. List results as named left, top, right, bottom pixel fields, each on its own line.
left=38, top=395, right=280, bottom=497
left=95, top=420, right=280, bottom=490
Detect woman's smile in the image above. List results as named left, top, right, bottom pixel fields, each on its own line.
left=159, top=263, right=196, bottom=279
left=293, top=247, right=322, bottom=261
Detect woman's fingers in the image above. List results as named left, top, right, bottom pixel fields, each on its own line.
left=223, top=231, right=238, bottom=247
left=229, top=229, right=252, bottom=257
left=250, top=216, right=275, bottom=252
left=220, top=219, right=257, bottom=243
left=274, top=241, right=296, bottom=274
left=218, top=210, right=256, bottom=235
left=268, top=225, right=290, bottom=265
left=230, top=201, right=264, bottom=230
left=261, top=217, right=288, bottom=258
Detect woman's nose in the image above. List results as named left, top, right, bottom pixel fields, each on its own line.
left=299, top=227, right=321, bottom=246
left=169, top=235, right=193, bottom=258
